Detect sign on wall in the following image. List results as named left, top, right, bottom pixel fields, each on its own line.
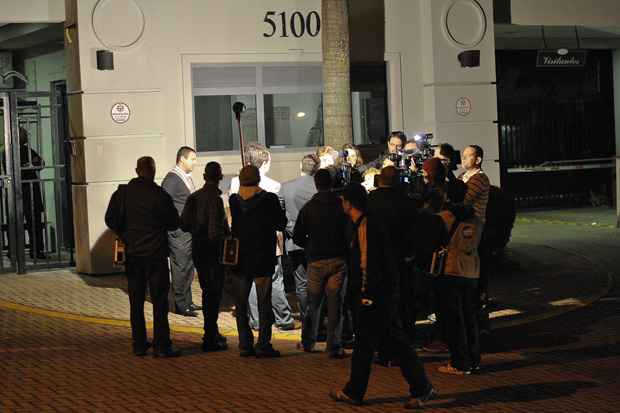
left=262, top=11, right=321, bottom=38
left=111, top=102, right=131, bottom=124
left=456, top=97, right=472, bottom=116
left=536, top=50, right=587, bottom=68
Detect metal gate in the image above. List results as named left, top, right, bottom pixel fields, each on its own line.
left=0, top=85, right=74, bottom=274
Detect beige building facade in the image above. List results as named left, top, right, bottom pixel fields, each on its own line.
left=1, top=0, right=620, bottom=273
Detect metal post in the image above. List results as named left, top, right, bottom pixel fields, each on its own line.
left=616, top=156, right=620, bottom=228
left=9, top=93, right=26, bottom=273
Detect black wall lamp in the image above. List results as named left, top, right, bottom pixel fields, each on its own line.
left=96, top=50, right=114, bottom=70
left=458, top=50, right=480, bottom=68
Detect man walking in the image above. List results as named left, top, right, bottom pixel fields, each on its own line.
left=181, top=162, right=229, bottom=352
left=293, top=169, right=348, bottom=358
left=162, top=146, right=200, bottom=317
left=105, top=156, right=181, bottom=358
left=330, top=183, right=436, bottom=408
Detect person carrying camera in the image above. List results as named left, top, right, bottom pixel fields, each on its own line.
left=359, top=131, right=406, bottom=173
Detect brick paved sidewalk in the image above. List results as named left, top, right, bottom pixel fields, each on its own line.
left=0, top=207, right=619, bottom=412
left=1, top=280, right=619, bottom=412
left=0, top=209, right=613, bottom=339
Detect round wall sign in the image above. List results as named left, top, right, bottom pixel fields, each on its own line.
left=111, top=102, right=131, bottom=124
left=456, top=97, right=472, bottom=116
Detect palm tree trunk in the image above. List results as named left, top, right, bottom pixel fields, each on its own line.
left=322, top=0, right=352, bottom=148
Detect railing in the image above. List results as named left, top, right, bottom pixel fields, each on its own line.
left=506, top=157, right=615, bottom=174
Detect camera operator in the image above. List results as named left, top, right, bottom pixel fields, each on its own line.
left=359, top=131, right=406, bottom=173
left=434, top=143, right=468, bottom=206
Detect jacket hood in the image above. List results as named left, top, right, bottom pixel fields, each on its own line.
left=236, top=188, right=268, bottom=211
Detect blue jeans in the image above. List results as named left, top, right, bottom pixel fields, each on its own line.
left=249, top=257, right=294, bottom=328
left=301, top=257, right=345, bottom=353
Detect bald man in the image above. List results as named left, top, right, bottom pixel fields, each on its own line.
left=105, top=156, right=181, bottom=358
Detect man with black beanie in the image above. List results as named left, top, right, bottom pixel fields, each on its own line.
left=181, top=162, right=229, bottom=352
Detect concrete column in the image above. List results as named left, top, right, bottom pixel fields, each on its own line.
left=419, top=0, right=499, bottom=185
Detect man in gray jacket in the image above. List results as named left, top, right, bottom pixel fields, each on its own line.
left=162, top=146, right=200, bottom=317
left=279, top=154, right=319, bottom=319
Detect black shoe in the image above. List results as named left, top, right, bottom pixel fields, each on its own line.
left=202, top=341, right=228, bottom=352
left=217, top=334, right=228, bottom=345
left=153, top=346, right=182, bottom=358
left=255, top=346, right=281, bottom=358
left=176, top=308, right=198, bottom=317
left=329, top=389, right=364, bottom=406
left=329, top=349, right=350, bottom=359
left=343, top=338, right=355, bottom=350
left=277, top=320, right=301, bottom=331
left=404, top=388, right=439, bottom=409
left=189, top=303, right=202, bottom=311
left=133, top=341, right=152, bottom=356
left=240, top=349, right=256, bottom=357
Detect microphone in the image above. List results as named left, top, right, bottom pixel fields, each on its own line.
left=232, top=101, right=246, bottom=121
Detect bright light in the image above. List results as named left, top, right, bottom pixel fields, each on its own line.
left=414, top=134, right=423, bottom=141
left=557, top=48, right=569, bottom=55
left=296, top=112, right=306, bottom=118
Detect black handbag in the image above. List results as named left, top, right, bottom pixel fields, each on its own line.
left=221, top=237, right=240, bottom=266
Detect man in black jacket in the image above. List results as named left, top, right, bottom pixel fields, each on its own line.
left=359, top=131, right=406, bottom=173
left=229, top=165, right=287, bottom=358
left=293, top=169, right=348, bottom=358
left=330, top=183, right=435, bottom=409
left=105, top=156, right=181, bottom=358
left=367, top=166, right=418, bottom=363
left=181, top=162, right=229, bottom=352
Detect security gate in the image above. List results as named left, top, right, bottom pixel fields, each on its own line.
left=0, top=85, right=74, bottom=274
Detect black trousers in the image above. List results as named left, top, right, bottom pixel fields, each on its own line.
left=377, top=264, right=417, bottom=361
left=168, top=229, right=194, bottom=311
left=436, top=276, right=480, bottom=370
left=232, top=274, right=274, bottom=352
left=194, top=249, right=225, bottom=345
left=125, top=257, right=171, bottom=352
left=344, top=296, right=432, bottom=400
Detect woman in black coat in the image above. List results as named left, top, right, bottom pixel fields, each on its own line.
left=229, top=165, right=287, bottom=358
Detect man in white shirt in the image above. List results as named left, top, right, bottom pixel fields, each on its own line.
left=229, top=143, right=297, bottom=330
left=162, top=146, right=200, bottom=317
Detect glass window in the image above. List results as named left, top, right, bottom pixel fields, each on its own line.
left=264, top=93, right=323, bottom=148
left=192, top=63, right=323, bottom=152
left=194, top=95, right=257, bottom=152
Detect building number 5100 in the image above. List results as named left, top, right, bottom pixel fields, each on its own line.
left=263, top=11, right=321, bottom=38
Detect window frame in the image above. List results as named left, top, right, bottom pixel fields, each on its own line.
left=191, top=62, right=323, bottom=154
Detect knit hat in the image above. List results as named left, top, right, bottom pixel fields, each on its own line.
left=422, top=158, right=446, bottom=185
left=238, top=165, right=260, bottom=187
left=341, top=183, right=367, bottom=211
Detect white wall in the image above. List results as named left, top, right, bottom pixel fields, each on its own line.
left=66, top=0, right=322, bottom=273
left=385, top=0, right=499, bottom=185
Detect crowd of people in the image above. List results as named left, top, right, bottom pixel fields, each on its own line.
left=105, top=133, right=491, bottom=409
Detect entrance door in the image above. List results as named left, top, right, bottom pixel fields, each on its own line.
left=0, top=88, right=74, bottom=274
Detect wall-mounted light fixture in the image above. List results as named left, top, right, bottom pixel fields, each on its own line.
left=96, top=50, right=114, bottom=70
left=458, top=50, right=480, bottom=68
